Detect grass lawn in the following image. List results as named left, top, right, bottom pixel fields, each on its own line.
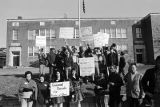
left=0, top=64, right=154, bottom=99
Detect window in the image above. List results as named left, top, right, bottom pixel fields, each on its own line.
left=121, top=45, right=127, bottom=50
left=116, top=28, right=127, bottom=38
left=111, top=21, right=116, bottom=25
left=40, top=22, right=45, bottom=26
left=28, top=47, right=34, bottom=56
left=136, top=28, right=142, bottom=38
left=50, top=29, right=56, bottom=39
left=121, top=28, right=127, bottom=38
left=12, top=22, right=19, bottom=26
left=75, top=21, right=79, bottom=26
left=117, top=45, right=121, bottom=51
left=13, top=30, right=18, bottom=40
left=35, top=30, right=39, bottom=36
left=117, top=45, right=127, bottom=51
left=105, top=29, right=110, bottom=35
left=74, top=29, right=79, bottom=38
left=34, top=46, right=39, bottom=56
left=136, top=49, right=143, bottom=53
left=110, top=28, right=116, bottom=38
left=46, top=29, right=50, bottom=38
left=116, top=28, right=121, bottom=38
left=40, top=29, right=45, bottom=36
left=28, top=30, right=35, bottom=40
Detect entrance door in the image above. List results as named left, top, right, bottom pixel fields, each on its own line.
left=137, top=54, right=143, bottom=63
left=13, top=56, right=20, bottom=66
left=12, top=51, right=20, bottom=66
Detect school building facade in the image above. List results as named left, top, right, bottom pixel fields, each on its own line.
left=6, top=17, right=139, bottom=67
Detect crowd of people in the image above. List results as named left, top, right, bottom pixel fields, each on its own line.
left=18, top=43, right=160, bottom=107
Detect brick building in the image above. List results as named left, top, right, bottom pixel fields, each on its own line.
left=133, top=13, right=160, bottom=64
left=6, top=17, right=139, bottom=67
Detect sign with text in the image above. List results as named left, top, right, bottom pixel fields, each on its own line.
left=79, top=57, right=95, bottom=76
left=35, top=36, right=46, bottom=47
left=93, top=32, right=109, bottom=47
left=50, top=81, right=70, bottom=98
left=59, top=27, right=74, bottom=39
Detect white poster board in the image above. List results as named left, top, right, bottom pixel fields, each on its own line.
left=93, top=32, right=109, bottom=47
left=50, top=81, right=70, bottom=98
left=79, top=57, right=95, bottom=76
left=59, top=27, right=74, bottom=39
left=36, top=36, right=46, bottom=47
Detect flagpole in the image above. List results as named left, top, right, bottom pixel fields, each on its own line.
left=78, top=0, right=81, bottom=45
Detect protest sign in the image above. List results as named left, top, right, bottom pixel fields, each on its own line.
left=50, top=81, right=70, bottom=98
left=35, top=36, right=46, bottom=47
left=93, top=32, right=109, bottom=47
left=79, top=57, right=95, bottom=76
left=59, top=27, right=74, bottom=39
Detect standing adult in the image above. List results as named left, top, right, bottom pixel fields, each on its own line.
left=93, top=48, right=100, bottom=77
left=38, top=48, right=46, bottom=75
left=119, top=51, right=126, bottom=77
left=46, top=48, right=56, bottom=82
left=107, top=47, right=119, bottom=72
left=78, top=46, right=85, bottom=58
left=94, top=73, right=108, bottom=107
left=142, top=55, right=160, bottom=107
left=64, top=50, right=73, bottom=80
left=36, top=75, right=49, bottom=107
left=19, top=71, right=37, bottom=107
left=108, top=66, right=123, bottom=107
left=124, top=63, right=144, bottom=107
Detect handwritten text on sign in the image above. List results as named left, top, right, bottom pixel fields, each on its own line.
left=79, top=57, right=95, bottom=76
left=50, top=81, right=70, bottom=98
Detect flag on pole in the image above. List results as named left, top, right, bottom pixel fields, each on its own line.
left=83, top=0, right=85, bottom=13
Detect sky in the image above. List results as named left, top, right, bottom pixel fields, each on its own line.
left=0, top=0, right=160, bottom=48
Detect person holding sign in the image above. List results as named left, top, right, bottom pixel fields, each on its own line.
left=70, top=68, right=83, bottom=107
left=18, top=71, right=37, bottom=107
left=49, top=71, right=65, bottom=107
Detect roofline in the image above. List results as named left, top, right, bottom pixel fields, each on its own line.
left=136, top=13, right=160, bottom=24
left=7, top=17, right=141, bottom=22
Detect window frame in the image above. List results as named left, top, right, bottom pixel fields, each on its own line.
left=12, top=30, right=18, bottom=40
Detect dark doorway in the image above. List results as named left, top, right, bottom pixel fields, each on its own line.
left=13, top=56, right=20, bottom=66
left=12, top=51, right=20, bottom=66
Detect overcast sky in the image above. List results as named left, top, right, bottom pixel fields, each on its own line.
left=0, top=0, right=160, bottom=47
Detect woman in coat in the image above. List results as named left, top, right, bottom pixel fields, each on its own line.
left=19, top=71, right=37, bottom=107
